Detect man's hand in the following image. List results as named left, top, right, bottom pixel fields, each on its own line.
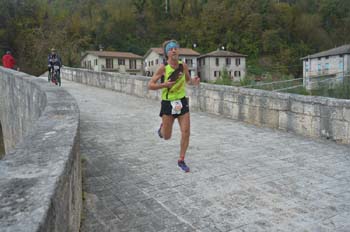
left=191, top=77, right=200, bottom=86
left=164, top=80, right=176, bottom=88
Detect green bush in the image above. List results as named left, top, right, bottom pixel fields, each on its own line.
left=214, top=67, right=232, bottom=85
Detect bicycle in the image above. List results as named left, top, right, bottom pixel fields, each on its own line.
left=49, top=65, right=61, bottom=86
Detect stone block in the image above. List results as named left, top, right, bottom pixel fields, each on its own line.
left=296, top=114, right=314, bottom=137
left=261, top=109, right=279, bottom=128
left=278, top=111, right=289, bottom=131
left=223, top=91, right=238, bottom=103
left=343, top=107, right=350, bottom=123
left=247, top=105, right=259, bottom=125
left=303, top=103, right=317, bottom=117
left=222, top=100, right=233, bottom=117
left=310, top=116, right=321, bottom=138
left=329, top=106, right=345, bottom=121
left=290, top=101, right=304, bottom=114
left=331, top=120, right=349, bottom=143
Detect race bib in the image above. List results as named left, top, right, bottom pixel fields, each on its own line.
left=54, top=65, right=60, bottom=70
left=171, top=100, right=183, bottom=114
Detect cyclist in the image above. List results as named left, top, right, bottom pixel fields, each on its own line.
left=47, top=48, right=62, bottom=86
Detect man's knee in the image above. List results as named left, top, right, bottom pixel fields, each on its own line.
left=163, top=131, right=172, bottom=140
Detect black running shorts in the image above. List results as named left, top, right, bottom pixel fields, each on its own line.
left=159, top=97, right=189, bottom=118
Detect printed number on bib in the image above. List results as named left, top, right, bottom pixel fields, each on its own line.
left=171, top=100, right=183, bottom=115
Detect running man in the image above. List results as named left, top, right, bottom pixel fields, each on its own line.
left=148, top=39, right=200, bottom=172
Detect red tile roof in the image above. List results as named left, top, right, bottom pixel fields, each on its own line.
left=198, top=50, right=247, bottom=58
left=84, top=50, right=142, bottom=59
left=145, top=48, right=200, bottom=57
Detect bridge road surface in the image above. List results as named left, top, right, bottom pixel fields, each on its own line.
left=54, top=78, right=350, bottom=232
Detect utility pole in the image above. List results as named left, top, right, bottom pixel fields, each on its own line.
left=165, top=0, right=168, bottom=13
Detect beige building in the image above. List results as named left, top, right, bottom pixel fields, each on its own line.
left=143, top=48, right=200, bottom=76
left=301, top=44, right=350, bottom=89
left=197, top=50, right=247, bottom=82
left=81, top=51, right=143, bottom=75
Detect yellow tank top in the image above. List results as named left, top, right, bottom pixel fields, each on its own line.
left=161, top=61, right=186, bottom=101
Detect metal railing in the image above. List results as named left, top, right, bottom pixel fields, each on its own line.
left=243, top=78, right=304, bottom=92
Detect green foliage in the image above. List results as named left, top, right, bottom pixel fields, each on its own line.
left=281, top=77, right=350, bottom=100
left=239, top=75, right=255, bottom=86
left=308, top=78, right=350, bottom=99
left=215, top=67, right=232, bottom=85
left=1, top=0, right=350, bottom=76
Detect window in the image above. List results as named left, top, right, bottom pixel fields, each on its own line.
left=216, top=58, right=219, bottom=66
left=156, top=59, right=159, bottom=65
left=88, top=61, right=92, bottom=69
left=226, top=58, right=231, bottom=65
left=106, top=58, right=113, bottom=69
left=129, top=59, right=137, bottom=69
left=339, top=60, right=344, bottom=70
left=118, top=59, right=125, bottom=65
left=186, top=59, right=193, bottom=66
left=235, top=58, right=240, bottom=66
left=151, top=61, right=154, bottom=66
left=234, top=71, right=241, bottom=77
left=317, top=64, right=321, bottom=72
left=305, top=63, right=309, bottom=72
left=94, top=59, right=98, bottom=65
left=325, top=63, right=329, bottom=71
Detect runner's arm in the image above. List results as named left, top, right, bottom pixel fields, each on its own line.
left=183, top=63, right=200, bottom=85
left=148, top=65, right=175, bottom=90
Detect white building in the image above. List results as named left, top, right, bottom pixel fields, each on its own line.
left=301, top=44, right=350, bottom=89
left=81, top=50, right=143, bottom=75
left=197, top=50, right=247, bottom=82
left=143, top=48, right=200, bottom=76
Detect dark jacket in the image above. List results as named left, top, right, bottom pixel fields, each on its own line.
left=48, top=54, right=62, bottom=67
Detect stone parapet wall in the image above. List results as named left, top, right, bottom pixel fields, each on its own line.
left=62, top=67, right=350, bottom=144
left=187, top=85, right=350, bottom=144
left=0, top=67, right=81, bottom=232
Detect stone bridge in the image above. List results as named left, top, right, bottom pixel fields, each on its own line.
left=0, top=66, right=350, bottom=231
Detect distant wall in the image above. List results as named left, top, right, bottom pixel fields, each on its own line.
left=0, top=122, right=5, bottom=158
left=62, top=67, right=350, bottom=144
left=0, top=67, right=81, bottom=232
